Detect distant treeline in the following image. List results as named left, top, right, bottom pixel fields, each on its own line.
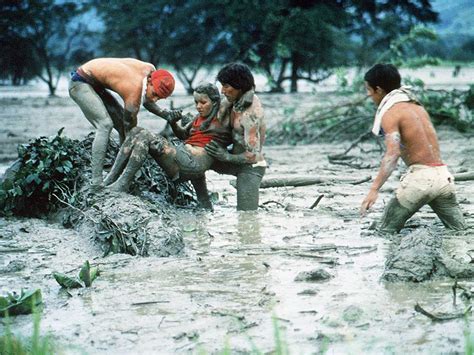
left=1, top=0, right=473, bottom=95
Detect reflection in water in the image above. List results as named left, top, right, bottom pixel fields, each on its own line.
left=237, top=212, right=262, bottom=244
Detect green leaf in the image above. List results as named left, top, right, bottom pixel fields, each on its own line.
left=0, top=289, right=42, bottom=317
left=79, top=260, right=92, bottom=287
left=53, top=272, right=83, bottom=289
left=90, top=267, right=100, bottom=283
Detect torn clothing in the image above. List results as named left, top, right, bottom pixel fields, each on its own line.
left=372, top=86, right=420, bottom=136
left=379, top=164, right=466, bottom=233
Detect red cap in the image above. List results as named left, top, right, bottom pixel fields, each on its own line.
left=150, top=69, right=175, bottom=98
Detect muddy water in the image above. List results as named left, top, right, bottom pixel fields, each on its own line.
left=1, top=133, right=473, bottom=354
left=0, top=94, right=473, bottom=354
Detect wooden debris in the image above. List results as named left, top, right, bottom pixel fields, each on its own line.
left=240, top=175, right=372, bottom=189
left=309, top=195, right=324, bottom=209
left=414, top=303, right=471, bottom=322
left=454, top=172, right=474, bottom=181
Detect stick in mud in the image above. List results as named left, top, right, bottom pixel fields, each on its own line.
left=309, top=195, right=324, bottom=209
left=414, top=303, right=472, bottom=322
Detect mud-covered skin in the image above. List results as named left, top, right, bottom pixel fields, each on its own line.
left=361, top=73, right=465, bottom=231
left=207, top=91, right=265, bottom=165
left=206, top=90, right=266, bottom=210
left=104, top=127, right=213, bottom=199
left=104, top=87, right=227, bottom=209
left=69, top=58, right=178, bottom=188
left=383, top=228, right=474, bottom=282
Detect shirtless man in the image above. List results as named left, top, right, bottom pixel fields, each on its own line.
left=69, top=58, right=180, bottom=189
left=360, top=63, right=466, bottom=233
left=205, top=63, right=266, bottom=211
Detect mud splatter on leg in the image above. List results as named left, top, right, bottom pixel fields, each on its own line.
left=107, top=128, right=152, bottom=192
left=103, top=130, right=140, bottom=186
left=236, top=167, right=265, bottom=211
left=378, top=197, right=417, bottom=233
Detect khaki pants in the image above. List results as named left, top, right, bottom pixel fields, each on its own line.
left=379, top=164, right=466, bottom=233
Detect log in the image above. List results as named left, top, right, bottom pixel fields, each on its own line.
left=255, top=175, right=371, bottom=189
left=454, top=172, right=474, bottom=181
left=239, top=170, right=474, bottom=190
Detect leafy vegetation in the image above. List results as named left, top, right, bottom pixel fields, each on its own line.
left=3, top=1, right=461, bottom=93
left=267, top=25, right=473, bottom=145
left=0, top=128, right=87, bottom=217
left=0, top=304, right=56, bottom=355
left=0, top=130, right=195, bottom=218
left=53, top=260, right=100, bottom=289
left=0, top=289, right=42, bottom=317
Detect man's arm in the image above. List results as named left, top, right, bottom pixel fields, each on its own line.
left=360, top=115, right=402, bottom=216
left=143, top=101, right=182, bottom=122
left=205, top=113, right=262, bottom=165
left=123, top=102, right=139, bottom=136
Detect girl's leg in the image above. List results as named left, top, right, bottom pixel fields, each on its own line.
left=107, top=128, right=154, bottom=192
left=104, top=127, right=143, bottom=186
left=190, top=175, right=213, bottom=210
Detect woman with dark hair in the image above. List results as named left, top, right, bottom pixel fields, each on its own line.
left=205, top=63, right=266, bottom=211
left=104, top=82, right=231, bottom=209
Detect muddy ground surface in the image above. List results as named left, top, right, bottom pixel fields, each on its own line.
left=0, top=91, right=473, bottom=354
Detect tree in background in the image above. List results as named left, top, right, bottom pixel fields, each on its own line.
left=158, top=0, right=230, bottom=93
left=0, top=1, right=41, bottom=85
left=215, top=0, right=347, bottom=92
left=93, top=0, right=178, bottom=65
left=348, top=0, right=438, bottom=67
left=215, top=0, right=438, bottom=92
left=94, top=0, right=228, bottom=93
left=0, top=0, right=88, bottom=95
left=1, top=0, right=453, bottom=94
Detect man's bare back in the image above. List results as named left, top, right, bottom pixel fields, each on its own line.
left=360, top=63, right=465, bottom=232
left=80, top=58, right=155, bottom=108
left=384, top=102, right=442, bottom=166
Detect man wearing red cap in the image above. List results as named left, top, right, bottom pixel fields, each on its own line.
left=69, top=57, right=180, bottom=190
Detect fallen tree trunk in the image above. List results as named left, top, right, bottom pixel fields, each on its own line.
left=230, top=175, right=372, bottom=189
left=453, top=172, right=474, bottom=181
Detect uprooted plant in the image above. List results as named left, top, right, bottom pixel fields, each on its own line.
left=0, top=129, right=196, bottom=218
left=53, top=260, right=100, bottom=289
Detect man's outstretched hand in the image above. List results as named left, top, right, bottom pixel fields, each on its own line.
left=205, top=141, right=229, bottom=162
left=360, top=189, right=378, bottom=217
left=165, top=109, right=183, bottom=124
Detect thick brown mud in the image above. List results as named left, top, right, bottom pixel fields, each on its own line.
left=0, top=94, right=473, bottom=354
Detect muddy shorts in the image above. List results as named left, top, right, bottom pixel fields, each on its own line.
left=174, top=144, right=212, bottom=180
left=379, top=164, right=466, bottom=232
